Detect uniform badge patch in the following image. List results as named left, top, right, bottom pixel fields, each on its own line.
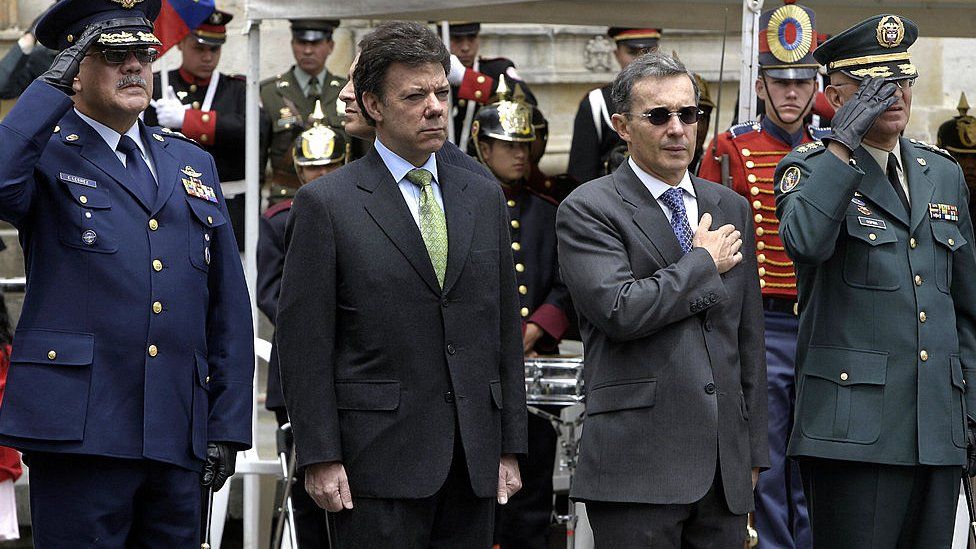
left=857, top=205, right=873, bottom=216
left=81, top=230, right=97, bottom=246
left=181, top=166, right=218, bottom=203
left=858, top=217, right=887, bottom=229
left=780, top=166, right=801, bottom=193
left=59, top=173, right=97, bottom=188
left=929, top=203, right=959, bottom=222
left=851, top=197, right=865, bottom=206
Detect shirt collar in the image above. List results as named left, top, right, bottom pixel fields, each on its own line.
left=374, top=137, right=439, bottom=185
left=863, top=140, right=903, bottom=173
left=293, top=66, right=327, bottom=92
left=74, top=109, right=146, bottom=158
left=761, top=116, right=806, bottom=148
left=178, top=67, right=211, bottom=87
left=628, top=157, right=695, bottom=200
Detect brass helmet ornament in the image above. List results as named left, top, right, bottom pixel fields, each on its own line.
left=291, top=100, right=348, bottom=170
left=937, top=93, right=976, bottom=155
left=470, top=75, right=536, bottom=164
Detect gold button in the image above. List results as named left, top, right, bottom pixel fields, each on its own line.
left=476, top=75, right=486, bottom=84
left=520, top=307, right=529, bottom=317
left=756, top=227, right=765, bottom=237
left=914, top=274, right=922, bottom=286
left=189, top=85, right=198, bottom=93
left=148, top=345, right=158, bottom=357
left=793, top=303, right=799, bottom=316
left=205, top=375, right=211, bottom=383
left=152, top=259, right=163, bottom=272
left=192, top=101, right=201, bottom=110
left=47, top=350, right=56, bottom=360
left=920, top=349, right=928, bottom=362
left=79, top=195, right=88, bottom=204
left=919, top=311, right=927, bottom=323
left=755, top=214, right=763, bottom=224
left=515, top=263, right=525, bottom=273
left=759, top=279, right=766, bottom=288
left=910, top=237, right=917, bottom=249
left=511, top=220, right=520, bottom=229
left=149, top=219, right=159, bottom=231
left=746, top=161, right=755, bottom=169
left=757, top=241, right=765, bottom=251
left=868, top=233, right=877, bottom=241
left=200, top=135, right=209, bottom=143
left=201, top=114, right=211, bottom=123
left=752, top=200, right=762, bottom=210
left=507, top=200, right=516, bottom=207
left=512, top=242, right=521, bottom=251
left=152, top=301, right=162, bottom=314
left=207, top=216, right=213, bottom=225
left=66, top=34, right=74, bottom=43
left=458, top=99, right=467, bottom=107
left=750, top=186, right=759, bottom=196
left=54, top=125, right=60, bottom=133
left=742, top=148, right=751, bottom=157
left=949, top=238, right=955, bottom=246
left=840, top=372, right=849, bottom=381
left=747, top=174, right=757, bottom=183
left=474, top=90, right=483, bottom=99
left=758, top=254, right=766, bottom=263
left=758, top=267, right=766, bottom=276
left=519, top=285, right=528, bottom=295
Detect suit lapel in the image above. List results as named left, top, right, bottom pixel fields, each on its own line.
left=901, top=138, right=936, bottom=234
left=63, top=112, right=154, bottom=212
left=853, top=146, right=910, bottom=226
left=359, top=149, right=441, bottom=295
left=692, top=176, right=725, bottom=227
left=614, top=162, right=684, bottom=265
left=144, top=124, right=180, bottom=215
left=438, top=160, right=474, bottom=295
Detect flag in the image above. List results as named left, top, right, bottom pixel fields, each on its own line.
left=154, top=0, right=216, bottom=55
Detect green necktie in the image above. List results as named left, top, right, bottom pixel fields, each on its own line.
left=406, top=168, right=448, bottom=288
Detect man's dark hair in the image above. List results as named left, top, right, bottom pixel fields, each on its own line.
left=354, top=21, right=451, bottom=126
left=611, top=51, right=700, bottom=116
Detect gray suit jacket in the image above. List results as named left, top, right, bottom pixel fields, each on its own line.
left=275, top=147, right=527, bottom=499
left=556, top=161, right=769, bottom=514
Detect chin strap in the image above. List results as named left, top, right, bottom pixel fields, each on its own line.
left=761, top=73, right=817, bottom=128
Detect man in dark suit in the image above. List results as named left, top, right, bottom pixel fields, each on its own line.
left=275, top=21, right=527, bottom=548
left=0, top=1, right=253, bottom=545
left=557, top=51, right=768, bottom=547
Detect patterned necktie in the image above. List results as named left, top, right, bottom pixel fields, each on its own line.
left=405, top=168, right=448, bottom=288
left=886, top=152, right=910, bottom=212
left=307, top=76, right=320, bottom=99
left=116, top=135, right=157, bottom=205
left=659, top=186, right=694, bottom=253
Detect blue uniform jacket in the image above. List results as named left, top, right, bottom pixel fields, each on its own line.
left=0, top=81, right=253, bottom=471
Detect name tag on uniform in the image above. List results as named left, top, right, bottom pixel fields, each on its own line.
left=928, top=202, right=959, bottom=222
left=59, top=172, right=97, bottom=188
left=858, top=216, right=887, bottom=229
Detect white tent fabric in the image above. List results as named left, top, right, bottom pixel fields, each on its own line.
left=245, top=0, right=976, bottom=37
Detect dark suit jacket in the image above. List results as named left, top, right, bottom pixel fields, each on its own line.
left=276, top=146, right=527, bottom=499
left=556, top=161, right=768, bottom=515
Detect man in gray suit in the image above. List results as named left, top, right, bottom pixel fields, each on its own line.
left=556, top=52, right=769, bottom=547
left=275, top=21, right=526, bottom=548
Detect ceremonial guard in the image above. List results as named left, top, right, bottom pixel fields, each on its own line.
left=776, top=15, right=976, bottom=548
left=937, top=93, right=976, bottom=220
left=690, top=73, right=715, bottom=174
left=447, top=22, right=536, bottom=150
left=470, top=84, right=571, bottom=549
left=145, top=8, right=258, bottom=249
left=0, top=0, right=253, bottom=545
left=261, top=19, right=346, bottom=204
left=525, top=105, right=578, bottom=202
left=698, top=4, right=826, bottom=547
left=259, top=101, right=346, bottom=549
left=567, top=27, right=660, bottom=184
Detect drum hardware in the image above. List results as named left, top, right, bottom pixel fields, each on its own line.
left=744, top=511, right=759, bottom=548
left=201, top=484, right=214, bottom=549
left=525, top=356, right=584, bottom=406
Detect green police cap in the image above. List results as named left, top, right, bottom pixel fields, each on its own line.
left=814, top=14, right=918, bottom=81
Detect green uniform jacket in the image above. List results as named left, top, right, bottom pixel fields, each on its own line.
left=259, top=66, right=346, bottom=188
left=775, top=138, right=976, bottom=466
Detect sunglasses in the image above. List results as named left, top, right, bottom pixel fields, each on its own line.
left=91, top=48, right=159, bottom=65
left=630, top=106, right=704, bottom=126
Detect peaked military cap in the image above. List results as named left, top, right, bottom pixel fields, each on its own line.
left=607, top=28, right=661, bottom=51
left=290, top=19, right=339, bottom=42
left=292, top=101, right=347, bottom=168
left=758, top=1, right=819, bottom=80
left=193, top=9, right=233, bottom=46
left=814, top=14, right=918, bottom=81
left=448, top=22, right=481, bottom=37
left=36, top=0, right=162, bottom=51
left=937, top=93, right=976, bottom=155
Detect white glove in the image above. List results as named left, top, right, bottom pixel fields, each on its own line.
left=150, top=86, right=190, bottom=129
left=448, top=54, right=467, bottom=86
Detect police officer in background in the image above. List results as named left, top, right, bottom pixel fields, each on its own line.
left=471, top=83, right=572, bottom=549
left=145, top=8, right=260, bottom=250
left=567, top=27, right=660, bottom=184
left=258, top=101, right=346, bottom=549
left=261, top=19, right=346, bottom=205
left=0, top=0, right=253, bottom=545
left=776, top=14, right=976, bottom=548
left=448, top=22, right=536, bottom=150
left=937, top=93, right=976, bottom=220
left=698, top=4, right=828, bottom=547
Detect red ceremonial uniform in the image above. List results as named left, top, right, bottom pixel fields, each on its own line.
left=699, top=120, right=829, bottom=300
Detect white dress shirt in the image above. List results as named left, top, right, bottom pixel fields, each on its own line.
left=75, top=109, right=158, bottom=183
left=374, top=137, right=444, bottom=228
left=629, top=157, right=699, bottom=231
left=863, top=140, right=909, bottom=205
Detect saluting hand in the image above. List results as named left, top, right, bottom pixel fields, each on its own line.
left=306, top=461, right=354, bottom=512
left=497, top=454, right=522, bottom=505
left=693, top=212, right=742, bottom=274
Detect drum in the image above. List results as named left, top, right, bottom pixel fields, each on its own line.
left=524, top=356, right=584, bottom=406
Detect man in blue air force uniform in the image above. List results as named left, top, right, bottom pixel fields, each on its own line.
left=0, top=0, right=253, bottom=545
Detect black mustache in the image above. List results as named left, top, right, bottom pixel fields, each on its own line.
left=117, top=75, right=147, bottom=89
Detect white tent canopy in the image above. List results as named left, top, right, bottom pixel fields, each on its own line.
left=245, top=0, right=976, bottom=37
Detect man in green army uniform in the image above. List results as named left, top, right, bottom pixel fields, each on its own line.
left=775, top=14, right=976, bottom=548
left=260, top=19, right=346, bottom=204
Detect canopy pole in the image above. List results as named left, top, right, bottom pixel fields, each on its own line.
left=738, top=0, right=763, bottom=123
left=243, top=17, right=262, bottom=549
left=441, top=21, right=455, bottom=144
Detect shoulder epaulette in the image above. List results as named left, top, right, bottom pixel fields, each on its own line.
left=263, top=200, right=293, bottom=219
left=729, top=121, right=761, bottom=138
left=808, top=125, right=832, bottom=140
left=909, top=139, right=956, bottom=162
left=792, top=140, right=825, bottom=157
left=158, top=127, right=201, bottom=147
